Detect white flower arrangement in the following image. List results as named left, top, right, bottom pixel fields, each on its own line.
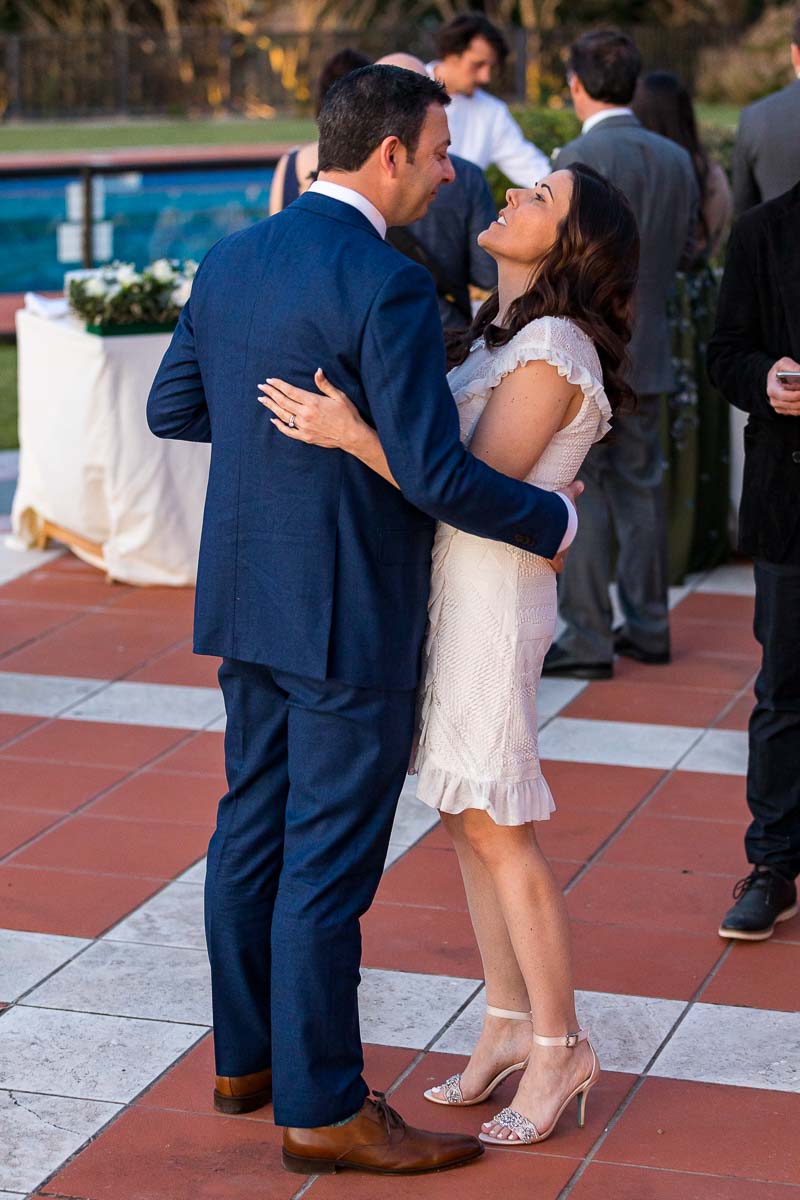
left=67, top=259, right=198, bottom=331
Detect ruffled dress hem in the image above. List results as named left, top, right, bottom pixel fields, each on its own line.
left=414, top=760, right=556, bottom=826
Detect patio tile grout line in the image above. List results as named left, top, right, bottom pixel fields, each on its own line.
left=555, top=937, right=737, bottom=1199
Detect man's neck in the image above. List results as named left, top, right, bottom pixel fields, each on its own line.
left=579, top=99, right=624, bottom=124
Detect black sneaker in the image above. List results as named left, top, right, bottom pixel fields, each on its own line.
left=718, top=866, right=798, bottom=941
left=613, top=633, right=671, bottom=665
left=542, top=643, right=613, bottom=681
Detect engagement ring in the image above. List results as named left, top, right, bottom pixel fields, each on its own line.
left=288, top=415, right=296, bottom=428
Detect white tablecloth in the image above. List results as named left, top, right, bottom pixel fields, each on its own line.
left=12, top=310, right=210, bottom=585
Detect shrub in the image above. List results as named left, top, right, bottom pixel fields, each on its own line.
left=696, top=6, right=796, bottom=106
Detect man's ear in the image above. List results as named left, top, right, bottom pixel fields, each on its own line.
left=792, top=42, right=800, bottom=74
left=378, top=135, right=404, bottom=178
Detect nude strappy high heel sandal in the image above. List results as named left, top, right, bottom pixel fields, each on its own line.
left=423, top=1006, right=531, bottom=1107
left=479, top=1028, right=600, bottom=1145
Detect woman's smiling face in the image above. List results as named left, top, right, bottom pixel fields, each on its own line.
left=478, top=170, right=574, bottom=265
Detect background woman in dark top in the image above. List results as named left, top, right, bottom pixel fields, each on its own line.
left=269, top=48, right=370, bottom=215
left=633, top=71, right=734, bottom=581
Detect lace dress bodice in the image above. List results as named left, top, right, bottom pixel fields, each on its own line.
left=446, top=315, right=611, bottom=490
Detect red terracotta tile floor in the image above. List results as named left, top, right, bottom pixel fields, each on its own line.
left=1, top=556, right=797, bottom=1200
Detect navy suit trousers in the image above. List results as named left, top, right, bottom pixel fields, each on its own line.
left=205, top=658, right=416, bottom=1127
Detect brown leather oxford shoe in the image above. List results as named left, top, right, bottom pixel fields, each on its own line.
left=282, top=1092, right=483, bottom=1175
left=213, top=1068, right=272, bottom=1114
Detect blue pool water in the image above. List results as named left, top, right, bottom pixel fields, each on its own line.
left=1, top=164, right=275, bottom=293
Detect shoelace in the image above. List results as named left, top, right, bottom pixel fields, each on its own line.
left=732, top=868, right=777, bottom=903
left=370, top=1090, right=405, bottom=1138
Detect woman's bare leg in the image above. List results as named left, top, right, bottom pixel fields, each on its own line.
left=428, top=812, right=532, bottom=1099
left=455, top=809, right=594, bottom=1140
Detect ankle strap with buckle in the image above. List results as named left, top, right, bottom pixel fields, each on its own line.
left=533, top=1029, right=589, bottom=1048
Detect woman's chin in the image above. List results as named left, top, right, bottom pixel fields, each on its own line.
left=477, top=227, right=499, bottom=255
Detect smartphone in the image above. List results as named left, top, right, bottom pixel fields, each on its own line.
left=776, top=370, right=800, bottom=386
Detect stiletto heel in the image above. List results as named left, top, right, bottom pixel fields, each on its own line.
left=479, top=1028, right=600, bottom=1146
left=423, top=1005, right=531, bottom=1107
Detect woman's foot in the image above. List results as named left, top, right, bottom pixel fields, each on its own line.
left=427, top=1009, right=531, bottom=1104
left=481, top=1037, right=596, bottom=1141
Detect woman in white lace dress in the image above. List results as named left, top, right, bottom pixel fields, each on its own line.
left=259, top=164, right=638, bottom=1148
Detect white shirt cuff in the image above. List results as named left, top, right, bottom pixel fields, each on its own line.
left=555, top=492, right=578, bottom=554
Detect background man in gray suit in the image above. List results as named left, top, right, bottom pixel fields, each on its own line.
left=544, top=29, right=698, bottom=679
left=732, top=14, right=800, bottom=214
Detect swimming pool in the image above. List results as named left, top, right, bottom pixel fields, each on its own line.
left=1, top=164, right=276, bottom=294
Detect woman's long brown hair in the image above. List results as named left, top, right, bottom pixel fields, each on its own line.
left=447, top=163, right=639, bottom=413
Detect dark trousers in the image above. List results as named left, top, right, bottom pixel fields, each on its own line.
left=745, top=560, right=800, bottom=878
left=205, top=657, right=415, bottom=1127
left=557, top=395, right=671, bottom=664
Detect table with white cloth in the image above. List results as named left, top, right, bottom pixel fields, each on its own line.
left=11, top=309, right=210, bottom=586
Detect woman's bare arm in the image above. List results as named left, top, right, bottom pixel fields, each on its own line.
left=468, top=359, right=583, bottom=481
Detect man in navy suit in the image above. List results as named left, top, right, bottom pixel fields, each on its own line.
left=148, top=66, right=578, bottom=1176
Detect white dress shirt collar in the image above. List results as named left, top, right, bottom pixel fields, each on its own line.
left=308, top=180, right=387, bottom=239
left=582, top=107, right=634, bottom=134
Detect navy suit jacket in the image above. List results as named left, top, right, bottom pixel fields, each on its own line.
left=147, top=192, right=568, bottom=690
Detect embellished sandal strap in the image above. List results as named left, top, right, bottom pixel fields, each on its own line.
left=533, top=1028, right=589, bottom=1048
left=486, top=1005, right=532, bottom=1021
left=439, top=1074, right=465, bottom=1104
left=493, top=1106, right=539, bottom=1144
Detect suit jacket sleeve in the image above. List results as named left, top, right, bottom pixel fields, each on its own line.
left=147, top=254, right=213, bottom=443
left=360, top=262, right=568, bottom=559
left=732, top=117, right=760, bottom=216
left=707, top=220, right=775, bottom=419
left=467, top=169, right=499, bottom=292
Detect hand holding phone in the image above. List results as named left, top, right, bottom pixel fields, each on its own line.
left=768, top=358, right=800, bottom=414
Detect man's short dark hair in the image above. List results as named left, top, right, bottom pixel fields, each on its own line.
left=317, top=65, right=449, bottom=173
left=567, top=29, right=642, bottom=106
left=315, top=48, right=371, bottom=117
left=436, top=12, right=509, bottom=67
left=793, top=10, right=800, bottom=47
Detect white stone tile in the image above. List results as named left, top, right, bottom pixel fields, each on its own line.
left=651, top=1003, right=800, bottom=1093
left=389, top=785, right=439, bottom=848
left=574, top=991, right=685, bottom=1074
left=0, top=1089, right=120, bottom=1193
left=0, top=671, right=107, bottom=719
left=0, top=541, right=62, bottom=585
left=359, top=967, right=480, bottom=1050
left=63, top=680, right=224, bottom=730
left=0, top=930, right=90, bottom=1003
left=176, top=857, right=206, bottom=885
left=0, top=1005, right=202, bottom=1102
left=696, top=564, right=755, bottom=597
left=383, top=840, right=410, bottom=870
left=678, top=729, right=748, bottom=776
left=668, top=574, right=704, bottom=610
left=434, top=987, right=685, bottom=1076
left=25, top=939, right=212, bottom=1026
left=537, top=677, right=586, bottom=725
left=105, top=882, right=205, bottom=951
left=539, top=717, right=700, bottom=770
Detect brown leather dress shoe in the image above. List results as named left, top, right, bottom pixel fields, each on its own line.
left=213, top=1068, right=272, bottom=1114
left=282, top=1092, right=483, bottom=1175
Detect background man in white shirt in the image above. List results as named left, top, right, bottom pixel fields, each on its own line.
left=427, top=11, right=549, bottom=186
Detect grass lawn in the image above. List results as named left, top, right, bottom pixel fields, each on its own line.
left=696, top=102, right=741, bottom=130
left=0, top=103, right=739, bottom=155
left=0, top=117, right=317, bottom=154
left=0, top=345, right=18, bottom=449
